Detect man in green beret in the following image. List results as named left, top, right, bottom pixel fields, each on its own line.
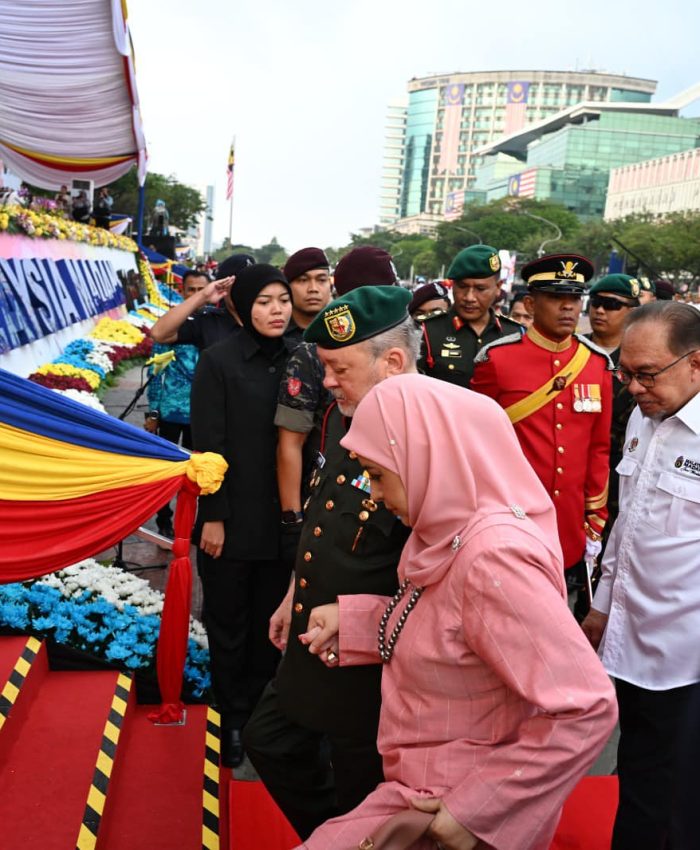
left=244, top=286, right=420, bottom=839
left=586, top=274, right=641, bottom=533
left=418, top=244, right=523, bottom=387
left=638, top=278, right=656, bottom=305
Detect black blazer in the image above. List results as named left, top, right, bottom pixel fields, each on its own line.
left=191, top=329, right=298, bottom=560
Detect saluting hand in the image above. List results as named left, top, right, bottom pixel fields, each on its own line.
left=204, top=276, right=234, bottom=306
left=299, top=603, right=340, bottom=666
left=410, top=798, right=478, bottom=849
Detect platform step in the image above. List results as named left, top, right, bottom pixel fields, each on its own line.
left=0, top=636, right=46, bottom=733
left=94, top=705, right=224, bottom=850
left=0, top=668, right=130, bottom=850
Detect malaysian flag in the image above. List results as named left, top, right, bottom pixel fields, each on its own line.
left=503, top=81, right=530, bottom=136
left=437, top=84, right=464, bottom=175
left=508, top=169, right=537, bottom=199
left=226, top=143, right=235, bottom=201
left=444, top=190, right=465, bottom=221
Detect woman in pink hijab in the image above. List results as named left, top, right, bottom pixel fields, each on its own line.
left=297, top=374, right=617, bottom=850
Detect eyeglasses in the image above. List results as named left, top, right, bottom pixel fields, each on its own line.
left=590, top=294, right=636, bottom=311
left=614, top=350, right=698, bottom=388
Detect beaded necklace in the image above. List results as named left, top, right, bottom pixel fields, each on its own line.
left=378, top=578, right=424, bottom=663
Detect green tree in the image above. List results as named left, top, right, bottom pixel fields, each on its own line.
left=108, top=168, right=207, bottom=232
left=435, top=199, right=581, bottom=267
left=256, top=237, right=288, bottom=266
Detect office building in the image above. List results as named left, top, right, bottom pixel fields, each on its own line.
left=380, top=70, right=657, bottom=226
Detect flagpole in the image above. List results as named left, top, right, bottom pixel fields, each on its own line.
left=227, top=136, right=235, bottom=247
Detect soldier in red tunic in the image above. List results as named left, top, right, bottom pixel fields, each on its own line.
left=471, top=254, right=612, bottom=618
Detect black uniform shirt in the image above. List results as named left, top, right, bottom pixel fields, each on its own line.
left=275, top=403, right=407, bottom=736
left=190, top=330, right=299, bottom=560
left=419, top=306, right=523, bottom=388
left=175, top=306, right=241, bottom=350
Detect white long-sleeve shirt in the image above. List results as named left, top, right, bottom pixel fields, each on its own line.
left=594, top=391, right=700, bottom=690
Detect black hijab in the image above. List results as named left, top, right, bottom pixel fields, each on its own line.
left=232, top=264, right=291, bottom=356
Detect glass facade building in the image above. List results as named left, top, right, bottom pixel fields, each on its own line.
left=379, top=70, right=657, bottom=225
left=479, top=112, right=700, bottom=218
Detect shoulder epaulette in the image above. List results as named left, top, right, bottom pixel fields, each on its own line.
left=574, top=334, right=614, bottom=370
left=474, top=331, right=523, bottom=364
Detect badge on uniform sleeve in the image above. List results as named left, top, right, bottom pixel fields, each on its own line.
left=287, top=377, right=302, bottom=397
left=573, top=383, right=601, bottom=413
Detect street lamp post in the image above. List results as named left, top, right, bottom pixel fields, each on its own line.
left=518, top=210, right=562, bottom=257
left=450, top=225, right=482, bottom=245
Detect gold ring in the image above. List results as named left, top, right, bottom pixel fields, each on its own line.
left=327, top=651, right=338, bottom=663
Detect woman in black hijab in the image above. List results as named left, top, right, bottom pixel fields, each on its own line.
left=191, top=263, right=297, bottom=767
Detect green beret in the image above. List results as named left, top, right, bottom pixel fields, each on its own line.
left=447, top=244, right=501, bottom=281
left=304, top=286, right=411, bottom=349
left=590, top=274, right=642, bottom=300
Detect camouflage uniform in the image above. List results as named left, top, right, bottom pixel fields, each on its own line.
left=274, top=341, right=333, bottom=500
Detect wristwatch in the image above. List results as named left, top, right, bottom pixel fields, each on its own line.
left=145, top=411, right=159, bottom=421
left=281, top=510, right=304, bottom=525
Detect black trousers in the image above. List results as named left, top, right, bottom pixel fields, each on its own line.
left=155, top=421, right=192, bottom=526
left=197, top=553, right=289, bottom=729
left=613, top=678, right=695, bottom=850
left=243, top=679, right=384, bottom=841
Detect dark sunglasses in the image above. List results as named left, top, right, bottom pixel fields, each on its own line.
left=590, top=294, right=637, bottom=311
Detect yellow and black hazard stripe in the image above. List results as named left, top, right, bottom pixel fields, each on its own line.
left=0, top=636, right=42, bottom=731
left=202, top=707, right=221, bottom=850
left=75, top=673, right=132, bottom=850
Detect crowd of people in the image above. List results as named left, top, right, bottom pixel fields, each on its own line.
left=143, top=243, right=699, bottom=850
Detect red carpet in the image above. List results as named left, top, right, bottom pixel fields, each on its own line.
left=228, top=776, right=619, bottom=850
left=229, top=780, right=300, bottom=850
left=550, top=776, right=619, bottom=849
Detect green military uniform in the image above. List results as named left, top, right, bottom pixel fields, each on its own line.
left=418, top=244, right=522, bottom=388
left=419, top=306, right=522, bottom=387
left=276, top=402, right=406, bottom=732
left=243, top=286, right=413, bottom=840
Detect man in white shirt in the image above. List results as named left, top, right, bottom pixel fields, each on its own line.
left=582, top=301, right=700, bottom=850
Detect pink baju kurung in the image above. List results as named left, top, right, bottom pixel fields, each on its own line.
left=296, top=375, right=618, bottom=850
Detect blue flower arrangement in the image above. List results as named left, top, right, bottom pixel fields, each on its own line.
left=0, top=566, right=210, bottom=698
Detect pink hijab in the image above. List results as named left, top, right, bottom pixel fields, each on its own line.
left=340, top=373, right=563, bottom=588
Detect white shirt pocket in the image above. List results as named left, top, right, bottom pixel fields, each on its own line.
left=615, top=456, right=639, bottom=512
left=651, top=472, right=700, bottom=538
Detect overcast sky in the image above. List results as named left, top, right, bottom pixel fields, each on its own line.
left=128, top=0, right=698, bottom=253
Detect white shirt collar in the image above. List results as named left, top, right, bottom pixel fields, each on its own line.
left=672, top=390, right=700, bottom=435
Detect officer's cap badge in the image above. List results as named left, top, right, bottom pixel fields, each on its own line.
left=630, top=279, right=640, bottom=297
left=489, top=254, right=501, bottom=272
left=557, top=260, right=579, bottom=280
left=324, top=305, right=356, bottom=343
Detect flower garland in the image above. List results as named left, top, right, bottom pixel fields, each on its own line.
left=0, top=204, right=137, bottom=252
left=0, top=559, right=210, bottom=697
left=27, top=314, right=155, bottom=402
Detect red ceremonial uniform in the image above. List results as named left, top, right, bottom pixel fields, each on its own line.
left=471, top=325, right=612, bottom=568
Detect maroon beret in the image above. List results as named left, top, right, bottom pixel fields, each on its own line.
left=283, top=247, right=329, bottom=283
left=333, top=246, right=400, bottom=296
left=409, top=281, right=450, bottom=315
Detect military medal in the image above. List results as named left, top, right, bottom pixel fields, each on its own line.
left=573, top=384, right=601, bottom=413
left=351, top=471, right=372, bottom=494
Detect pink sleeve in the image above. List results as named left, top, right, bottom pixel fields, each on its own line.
left=337, top=593, right=390, bottom=666
left=443, top=535, right=617, bottom=848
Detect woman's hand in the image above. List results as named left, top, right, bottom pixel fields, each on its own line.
left=298, top=603, right=340, bottom=666
left=199, top=520, right=225, bottom=559
left=410, top=798, right=478, bottom=850
left=207, top=276, right=234, bottom=305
